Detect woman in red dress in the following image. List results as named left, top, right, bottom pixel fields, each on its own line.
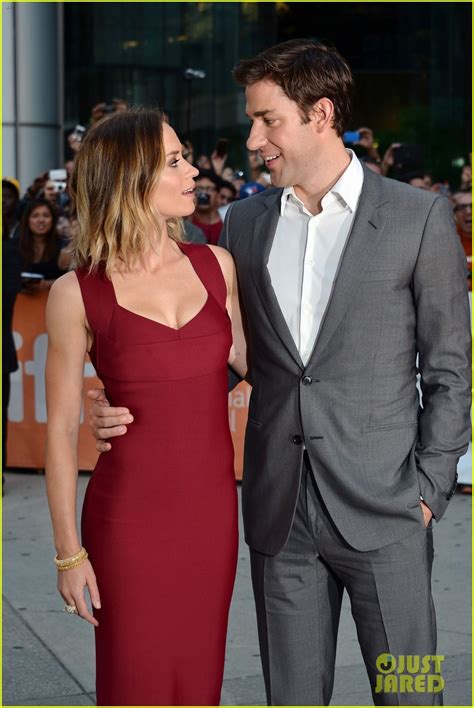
left=45, top=108, right=247, bottom=706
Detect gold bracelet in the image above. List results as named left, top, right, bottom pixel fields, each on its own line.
left=54, top=546, right=88, bottom=571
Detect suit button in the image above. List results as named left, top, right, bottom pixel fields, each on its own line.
left=292, top=434, right=303, bottom=445
left=302, top=376, right=312, bottom=386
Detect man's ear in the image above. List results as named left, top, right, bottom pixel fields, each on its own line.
left=310, top=98, right=335, bottom=134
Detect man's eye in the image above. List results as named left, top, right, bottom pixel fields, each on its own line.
left=264, top=119, right=274, bottom=126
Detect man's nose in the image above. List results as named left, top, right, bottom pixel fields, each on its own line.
left=246, top=123, right=267, bottom=152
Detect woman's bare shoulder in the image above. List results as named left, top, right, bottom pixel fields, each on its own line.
left=206, top=244, right=235, bottom=274
left=47, top=271, right=84, bottom=314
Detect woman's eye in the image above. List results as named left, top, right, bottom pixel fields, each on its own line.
left=170, top=159, right=180, bottom=167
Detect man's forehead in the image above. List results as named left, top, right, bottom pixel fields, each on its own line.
left=245, top=80, right=288, bottom=113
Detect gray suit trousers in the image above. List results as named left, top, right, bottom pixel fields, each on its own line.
left=250, top=453, right=441, bottom=706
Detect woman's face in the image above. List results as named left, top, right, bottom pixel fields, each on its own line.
left=150, top=124, right=199, bottom=220
left=28, top=205, right=53, bottom=236
left=43, top=180, right=58, bottom=203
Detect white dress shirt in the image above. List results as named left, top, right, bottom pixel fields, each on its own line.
left=267, top=150, right=364, bottom=364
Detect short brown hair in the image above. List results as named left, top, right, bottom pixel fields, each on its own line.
left=233, top=39, right=353, bottom=136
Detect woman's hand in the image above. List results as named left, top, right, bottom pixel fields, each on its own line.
left=58, top=559, right=101, bottom=627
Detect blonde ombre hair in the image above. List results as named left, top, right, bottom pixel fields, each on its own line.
left=70, top=107, right=184, bottom=273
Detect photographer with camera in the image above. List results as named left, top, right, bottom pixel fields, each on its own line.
left=191, top=169, right=223, bottom=245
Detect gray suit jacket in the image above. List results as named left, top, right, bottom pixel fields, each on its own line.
left=220, top=168, right=471, bottom=554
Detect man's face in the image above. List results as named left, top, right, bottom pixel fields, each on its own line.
left=453, top=192, right=472, bottom=234
left=217, top=186, right=234, bottom=207
left=245, top=79, right=316, bottom=190
left=43, top=180, right=58, bottom=202
left=194, top=178, right=218, bottom=212
left=2, top=185, right=18, bottom=216
left=409, top=177, right=429, bottom=191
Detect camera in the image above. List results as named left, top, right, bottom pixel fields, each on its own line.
left=51, top=181, right=67, bottom=194
left=184, top=68, right=206, bottom=80
left=197, top=192, right=210, bottom=206
left=343, top=131, right=361, bottom=145
left=70, top=125, right=86, bottom=143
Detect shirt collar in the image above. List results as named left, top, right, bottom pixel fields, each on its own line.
left=280, top=149, right=364, bottom=217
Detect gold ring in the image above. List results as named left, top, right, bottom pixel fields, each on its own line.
left=63, top=604, right=77, bottom=614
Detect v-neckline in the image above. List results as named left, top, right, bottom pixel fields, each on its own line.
left=108, top=243, right=210, bottom=332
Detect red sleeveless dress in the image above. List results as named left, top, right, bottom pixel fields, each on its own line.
left=76, top=242, right=238, bottom=706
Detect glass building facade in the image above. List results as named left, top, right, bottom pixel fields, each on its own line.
left=64, top=2, right=471, bottom=182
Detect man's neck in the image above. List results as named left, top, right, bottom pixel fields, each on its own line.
left=293, top=144, right=352, bottom=215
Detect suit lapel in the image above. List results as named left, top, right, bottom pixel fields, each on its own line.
left=250, top=190, right=304, bottom=370
left=307, top=168, right=388, bottom=365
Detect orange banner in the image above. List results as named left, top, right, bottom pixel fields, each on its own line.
left=7, top=291, right=249, bottom=479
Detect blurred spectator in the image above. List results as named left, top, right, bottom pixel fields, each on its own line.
left=42, top=179, right=60, bottom=205
left=17, top=198, right=69, bottom=291
left=191, top=169, right=222, bottom=245
left=64, top=160, right=75, bottom=178
left=248, top=150, right=265, bottom=182
left=380, top=143, right=400, bottom=176
left=239, top=182, right=266, bottom=200
left=459, top=164, right=472, bottom=191
left=453, top=190, right=472, bottom=280
left=429, top=182, right=451, bottom=198
left=90, top=98, right=128, bottom=125
left=183, top=219, right=207, bottom=244
left=217, top=180, right=237, bottom=208
left=232, top=170, right=246, bottom=194
left=2, top=224, right=22, bottom=486
left=222, top=166, right=235, bottom=182
left=423, top=172, right=433, bottom=189
left=217, top=181, right=237, bottom=222
left=39, top=177, right=71, bottom=216
left=211, top=139, right=229, bottom=177
left=400, top=171, right=430, bottom=190
left=355, top=127, right=382, bottom=164
left=256, top=172, right=272, bottom=189
left=181, top=139, right=194, bottom=165
left=2, top=178, right=21, bottom=239
left=196, top=154, right=212, bottom=170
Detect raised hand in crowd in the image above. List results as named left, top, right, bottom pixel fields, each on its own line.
left=355, top=127, right=382, bottom=163
left=210, top=150, right=227, bottom=176
left=460, top=164, right=472, bottom=191
left=380, top=142, right=401, bottom=176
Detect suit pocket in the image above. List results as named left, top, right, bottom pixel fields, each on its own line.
left=247, top=418, right=263, bottom=429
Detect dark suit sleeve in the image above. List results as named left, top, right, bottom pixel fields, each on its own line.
left=413, top=196, right=471, bottom=520
left=218, top=204, right=244, bottom=392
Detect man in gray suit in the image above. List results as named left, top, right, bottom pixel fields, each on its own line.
left=89, top=40, right=470, bottom=705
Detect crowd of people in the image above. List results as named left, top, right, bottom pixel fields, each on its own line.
left=3, top=108, right=472, bottom=263
left=2, top=100, right=472, bottom=488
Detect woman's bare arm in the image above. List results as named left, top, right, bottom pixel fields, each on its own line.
left=45, top=272, right=100, bottom=625
left=208, top=245, right=248, bottom=379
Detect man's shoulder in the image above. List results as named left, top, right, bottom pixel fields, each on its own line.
left=229, top=188, right=281, bottom=218
left=369, top=171, right=439, bottom=210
